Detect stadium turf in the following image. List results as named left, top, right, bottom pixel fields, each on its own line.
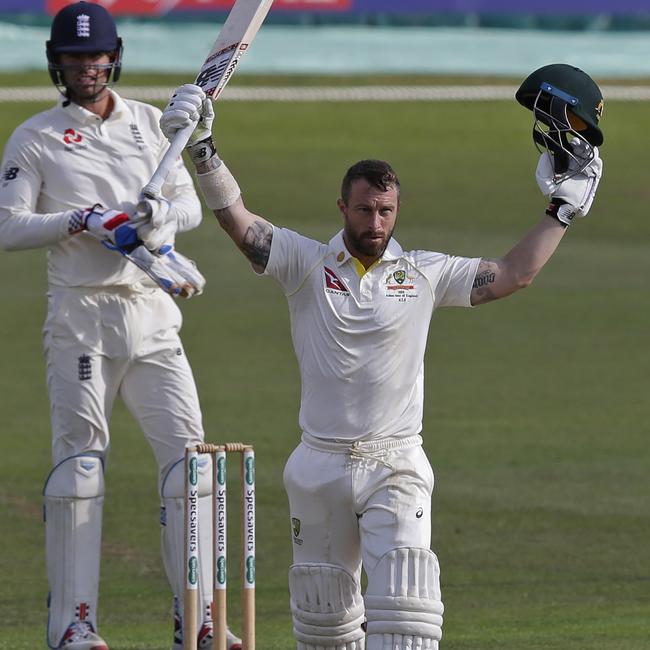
left=0, top=73, right=648, bottom=649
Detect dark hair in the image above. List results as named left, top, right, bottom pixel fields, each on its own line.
left=341, top=159, right=400, bottom=203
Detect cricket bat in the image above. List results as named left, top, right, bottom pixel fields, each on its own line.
left=142, top=0, right=275, bottom=199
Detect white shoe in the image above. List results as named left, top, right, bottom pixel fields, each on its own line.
left=225, top=627, right=243, bottom=650
left=58, top=621, right=109, bottom=649
left=171, top=597, right=242, bottom=650
left=172, top=620, right=242, bottom=649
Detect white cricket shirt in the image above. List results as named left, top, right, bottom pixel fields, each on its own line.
left=0, top=90, right=201, bottom=287
left=264, top=227, right=480, bottom=442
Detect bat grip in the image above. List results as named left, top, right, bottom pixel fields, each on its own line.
left=142, top=123, right=196, bottom=199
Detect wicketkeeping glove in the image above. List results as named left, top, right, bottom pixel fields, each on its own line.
left=536, top=138, right=603, bottom=226
left=70, top=204, right=140, bottom=252
left=160, top=83, right=216, bottom=165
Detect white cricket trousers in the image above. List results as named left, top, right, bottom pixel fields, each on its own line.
left=43, top=285, right=204, bottom=474
left=283, top=433, right=434, bottom=578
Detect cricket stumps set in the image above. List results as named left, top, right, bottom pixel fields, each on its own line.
left=184, top=443, right=256, bottom=650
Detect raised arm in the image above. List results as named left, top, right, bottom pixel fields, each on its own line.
left=159, top=84, right=273, bottom=273
left=470, top=141, right=603, bottom=306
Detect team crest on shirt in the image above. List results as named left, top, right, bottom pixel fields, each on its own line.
left=291, top=517, right=303, bottom=545
left=384, top=268, right=418, bottom=301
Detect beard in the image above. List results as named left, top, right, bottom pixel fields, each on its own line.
left=63, top=65, right=112, bottom=103
left=344, top=225, right=394, bottom=261
left=68, top=78, right=109, bottom=103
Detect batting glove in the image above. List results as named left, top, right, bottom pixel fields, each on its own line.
left=132, top=196, right=179, bottom=252
left=536, top=139, right=603, bottom=226
left=160, top=84, right=216, bottom=164
left=125, top=244, right=206, bottom=298
left=71, top=204, right=140, bottom=252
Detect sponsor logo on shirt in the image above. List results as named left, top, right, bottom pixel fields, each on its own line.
left=2, top=166, right=19, bottom=186
left=63, top=128, right=88, bottom=151
left=385, top=268, right=418, bottom=301
left=324, top=266, right=349, bottom=295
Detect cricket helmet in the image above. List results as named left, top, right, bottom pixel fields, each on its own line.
left=516, top=64, right=604, bottom=179
left=47, top=1, right=123, bottom=90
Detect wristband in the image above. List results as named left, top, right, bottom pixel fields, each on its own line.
left=545, top=198, right=574, bottom=228
left=196, top=160, right=242, bottom=210
left=67, top=208, right=86, bottom=235
left=187, top=137, right=217, bottom=165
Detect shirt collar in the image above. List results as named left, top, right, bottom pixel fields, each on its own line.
left=328, top=229, right=404, bottom=268
left=58, top=89, right=128, bottom=126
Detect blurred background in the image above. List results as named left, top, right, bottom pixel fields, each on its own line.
left=1, top=0, right=650, bottom=77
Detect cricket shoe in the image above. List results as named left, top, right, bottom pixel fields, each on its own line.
left=58, top=621, right=109, bottom=649
left=171, top=599, right=242, bottom=650
left=172, top=622, right=242, bottom=650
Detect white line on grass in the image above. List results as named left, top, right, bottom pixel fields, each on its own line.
left=0, top=85, right=649, bottom=102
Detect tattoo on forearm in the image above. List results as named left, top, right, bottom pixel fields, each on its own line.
left=241, top=220, right=273, bottom=267
left=472, top=260, right=499, bottom=304
left=473, top=270, right=496, bottom=289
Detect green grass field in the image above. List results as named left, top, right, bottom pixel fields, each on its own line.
left=0, top=73, right=648, bottom=649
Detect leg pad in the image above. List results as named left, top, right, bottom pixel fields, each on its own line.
left=364, top=547, right=443, bottom=650
left=289, top=563, right=366, bottom=648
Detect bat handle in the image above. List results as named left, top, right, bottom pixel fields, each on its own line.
left=142, top=123, right=196, bottom=199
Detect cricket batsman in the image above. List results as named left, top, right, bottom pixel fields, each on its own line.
left=158, top=62, right=603, bottom=648
left=0, top=2, right=240, bottom=648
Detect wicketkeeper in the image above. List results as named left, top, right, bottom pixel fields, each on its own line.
left=0, top=2, right=240, bottom=648
left=158, top=62, right=603, bottom=649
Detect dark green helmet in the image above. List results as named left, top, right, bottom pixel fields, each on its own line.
left=516, top=64, right=603, bottom=179
left=516, top=63, right=604, bottom=146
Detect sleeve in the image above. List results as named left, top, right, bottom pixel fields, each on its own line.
left=0, top=131, right=72, bottom=251
left=437, top=255, right=481, bottom=307
left=263, top=226, right=325, bottom=295
left=416, top=251, right=481, bottom=308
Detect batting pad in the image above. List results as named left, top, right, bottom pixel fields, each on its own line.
left=364, top=547, right=443, bottom=650
left=289, top=563, right=366, bottom=649
left=160, top=455, right=213, bottom=626
left=43, top=454, right=104, bottom=648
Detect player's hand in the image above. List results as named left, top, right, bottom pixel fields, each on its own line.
left=160, top=84, right=214, bottom=147
left=536, top=139, right=603, bottom=226
left=132, top=196, right=178, bottom=252
left=74, top=204, right=140, bottom=252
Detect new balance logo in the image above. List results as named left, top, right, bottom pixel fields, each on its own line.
left=2, top=166, right=18, bottom=182
left=324, top=266, right=348, bottom=294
